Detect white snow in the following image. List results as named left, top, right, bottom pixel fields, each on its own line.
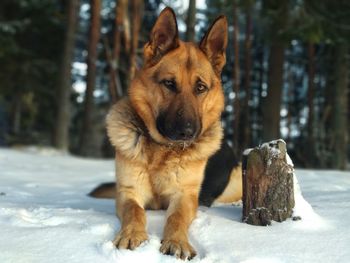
left=1, top=148, right=350, bottom=263
left=243, top=148, right=253, bottom=156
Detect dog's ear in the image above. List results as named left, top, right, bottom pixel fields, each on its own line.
left=199, top=16, right=228, bottom=75
left=144, top=7, right=179, bottom=65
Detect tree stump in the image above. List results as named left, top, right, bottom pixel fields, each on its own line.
left=242, top=139, right=295, bottom=226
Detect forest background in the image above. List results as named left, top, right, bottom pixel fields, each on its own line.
left=0, top=0, right=349, bottom=170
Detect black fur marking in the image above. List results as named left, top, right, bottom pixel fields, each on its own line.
left=88, top=182, right=115, bottom=198
left=199, top=141, right=239, bottom=207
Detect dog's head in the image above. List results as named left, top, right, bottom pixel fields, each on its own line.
left=129, top=7, right=227, bottom=145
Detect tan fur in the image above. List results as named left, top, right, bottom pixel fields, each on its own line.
left=106, top=8, right=233, bottom=260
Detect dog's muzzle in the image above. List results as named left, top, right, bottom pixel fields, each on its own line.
left=156, top=113, right=201, bottom=141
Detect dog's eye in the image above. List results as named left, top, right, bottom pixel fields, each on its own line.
left=195, top=83, right=208, bottom=94
left=162, top=79, right=177, bottom=92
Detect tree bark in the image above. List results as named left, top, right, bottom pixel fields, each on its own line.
left=304, top=42, right=317, bottom=167
left=262, top=0, right=288, bottom=141
left=242, top=2, right=253, bottom=150
left=53, top=0, right=79, bottom=151
left=242, top=140, right=295, bottom=226
left=286, top=64, right=294, bottom=143
left=78, top=0, right=101, bottom=156
left=107, top=0, right=126, bottom=103
left=128, top=0, right=143, bottom=84
left=327, top=44, right=348, bottom=170
left=185, top=0, right=196, bottom=42
left=11, top=91, right=22, bottom=135
left=104, top=37, right=118, bottom=104
left=121, top=0, right=131, bottom=54
left=262, top=43, right=285, bottom=141
left=307, top=43, right=315, bottom=141
left=257, top=46, right=264, bottom=142
left=232, top=0, right=241, bottom=156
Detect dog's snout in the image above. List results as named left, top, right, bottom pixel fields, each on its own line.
left=156, top=112, right=200, bottom=141
left=176, top=121, right=196, bottom=140
left=176, top=109, right=183, bottom=117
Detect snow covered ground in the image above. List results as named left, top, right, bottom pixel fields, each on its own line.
left=0, top=147, right=350, bottom=263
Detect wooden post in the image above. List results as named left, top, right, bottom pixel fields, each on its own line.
left=242, top=139, right=295, bottom=226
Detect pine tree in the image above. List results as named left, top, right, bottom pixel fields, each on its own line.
left=54, top=0, right=79, bottom=151
left=185, top=0, right=196, bottom=42
left=128, top=0, right=144, bottom=84
left=325, top=45, right=348, bottom=169
left=262, top=0, right=289, bottom=141
left=232, top=0, right=241, bottom=155
left=242, top=0, right=253, bottom=150
left=79, top=0, right=101, bottom=156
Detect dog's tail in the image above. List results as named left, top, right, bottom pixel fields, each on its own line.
left=88, top=182, right=116, bottom=199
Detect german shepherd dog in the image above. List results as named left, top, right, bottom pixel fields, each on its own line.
left=90, top=7, right=242, bottom=260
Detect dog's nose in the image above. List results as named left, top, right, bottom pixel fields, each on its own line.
left=177, top=121, right=195, bottom=140
left=156, top=113, right=199, bottom=141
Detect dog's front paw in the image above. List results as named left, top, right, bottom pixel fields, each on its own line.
left=113, top=229, right=148, bottom=250
left=160, top=239, right=197, bottom=260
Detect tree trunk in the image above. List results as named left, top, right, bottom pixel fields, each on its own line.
left=262, top=0, right=288, bottom=141
left=232, top=0, right=240, bottom=156
left=78, top=0, right=101, bottom=156
left=104, top=37, right=118, bottom=104
left=128, top=0, right=143, bottom=84
left=262, top=44, right=285, bottom=141
left=257, top=46, right=264, bottom=143
left=185, top=0, right=196, bottom=42
left=108, top=0, right=127, bottom=101
left=304, top=42, right=317, bottom=167
left=286, top=64, right=294, bottom=144
left=121, top=0, right=130, bottom=54
left=242, top=140, right=295, bottom=226
left=53, top=0, right=79, bottom=151
left=327, top=44, right=348, bottom=170
left=242, top=2, right=252, bottom=150
left=307, top=43, right=315, bottom=141
left=11, top=91, right=22, bottom=135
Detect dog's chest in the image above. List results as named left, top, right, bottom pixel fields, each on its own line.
left=141, top=147, right=186, bottom=205
left=147, top=147, right=182, bottom=184
left=130, top=136, right=206, bottom=209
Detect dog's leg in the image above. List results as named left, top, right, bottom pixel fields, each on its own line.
left=113, top=189, right=148, bottom=250
left=160, top=192, right=198, bottom=260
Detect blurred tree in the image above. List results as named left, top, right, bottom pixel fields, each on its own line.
left=107, top=0, right=128, bottom=103
left=304, top=0, right=350, bottom=169
left=79, top=0, right=101, bottom=156
left=185, top=0, right=196, bottom=42
left=53, top=0, right=79, bottom=151
left=241, top=0, right=253, bottom=150
left=0, top=0, right=348, bottom=167
left=285, top=3, right=324, bottom=167
left=261, top=0, right=289, bottom=141
left=306, top=43, right=315, bottom=159
left=328, top=45, right=348, bottom=169
left=128, top=0, right=144, bottom=84
left=0, top=0, right=64, bottom=144
left=232, top=0, right=240, bottom=155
